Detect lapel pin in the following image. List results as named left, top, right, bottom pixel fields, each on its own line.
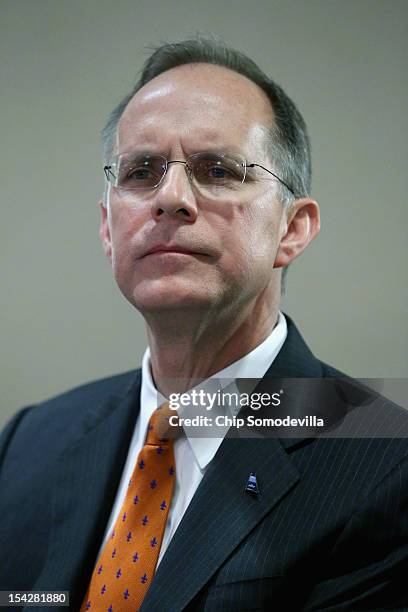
left=245, top=473, right=261, bottom=498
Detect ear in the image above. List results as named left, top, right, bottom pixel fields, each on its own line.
left=99, top=200, right=112, bottom=263
left=274, top=198, right=320, bottom=268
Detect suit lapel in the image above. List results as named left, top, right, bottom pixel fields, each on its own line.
left=31, top=371, right=142, bottom=611
left=141, top=435, right=299, bottom=611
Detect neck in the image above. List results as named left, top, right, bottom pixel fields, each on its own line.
left=144, top=286, right=281, bottom=397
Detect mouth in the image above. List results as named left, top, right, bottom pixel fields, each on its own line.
left=141, top=245, right=209, bottom=258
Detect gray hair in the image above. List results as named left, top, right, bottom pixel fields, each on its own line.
left=101, top=36, right=313, bottom=289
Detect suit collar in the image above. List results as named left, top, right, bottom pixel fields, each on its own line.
left=265, top=313, right=323, bottom=379
left=254, top=314, right=323, bottom=451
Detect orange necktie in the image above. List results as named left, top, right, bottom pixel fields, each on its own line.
left=81, top=403, right=176, bottom=612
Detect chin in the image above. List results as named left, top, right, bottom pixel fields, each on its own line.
left=127, top=282, right=215, bottom=314
left=134, top=296, right=211, bottom=316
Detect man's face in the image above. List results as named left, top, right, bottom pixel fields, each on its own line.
left=101, top=63, right=288, bottom=317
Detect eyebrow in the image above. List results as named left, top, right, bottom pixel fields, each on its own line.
left=116, top=149, right=162, bottom=159
left=115, top=146, right=250, bottom=160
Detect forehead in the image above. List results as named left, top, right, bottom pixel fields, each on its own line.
left=117, top=63, right=275, bottom=155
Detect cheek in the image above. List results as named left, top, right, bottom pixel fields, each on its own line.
left=110, top=199, right=142, bottom=238
left=108, top=203, right=145, bottom=277
left=226, top=200, right=281, bottom=264
left=251, top=198, right=282, bottom=255
left=207, top=202, right=281, bottom=290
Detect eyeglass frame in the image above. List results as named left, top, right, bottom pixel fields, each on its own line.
left=103, top=152, right=296, bottom=198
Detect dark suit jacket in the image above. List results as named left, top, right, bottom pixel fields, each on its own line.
left=1, top=316, right=408, bottom=611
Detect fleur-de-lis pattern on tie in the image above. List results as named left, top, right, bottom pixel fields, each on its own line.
left=81, top=403, right=176, bottom=611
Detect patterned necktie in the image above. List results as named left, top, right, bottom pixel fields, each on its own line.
left=81, top=402, right=176, bottom=612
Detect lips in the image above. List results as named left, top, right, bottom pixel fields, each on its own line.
left=140, top=244, right=208, bottom=258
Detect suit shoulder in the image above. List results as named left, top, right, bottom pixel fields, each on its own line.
left=38, top=369, right=141, bottom=410
left=318, top=359, right=407, bottom=417
left=25, top=368, right=141, bottom=421
left=316, top=358, right=351, bottom=379
left=1, top=369, right=141, bottom=460
left=310, top=361, right=408, bottom=478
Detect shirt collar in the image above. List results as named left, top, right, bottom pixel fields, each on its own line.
left=141, top=311, right=287, bottom=470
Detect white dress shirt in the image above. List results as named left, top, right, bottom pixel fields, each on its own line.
left=99, top=311, right=287, bottom=565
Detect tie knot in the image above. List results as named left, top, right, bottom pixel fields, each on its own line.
left=146, top=402, right=180, bottom=445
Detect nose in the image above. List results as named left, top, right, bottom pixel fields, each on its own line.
left=152, top=161, right=198, bottom=223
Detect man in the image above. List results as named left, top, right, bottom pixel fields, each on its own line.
left=1, top=37, right=407, bottom=611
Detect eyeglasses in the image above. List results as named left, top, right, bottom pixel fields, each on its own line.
left=103, top=151, right=296, bottom=198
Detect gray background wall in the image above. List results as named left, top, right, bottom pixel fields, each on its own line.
left=1, top=0, right=407, bottom=428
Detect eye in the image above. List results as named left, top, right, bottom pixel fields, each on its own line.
left=117, top=156, right=166, bottom=189
left=128, top=167, right=155, bottom=180
left=208, top=165, right=229, bottom=179
left=193, top=156, right=244, bottom=185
